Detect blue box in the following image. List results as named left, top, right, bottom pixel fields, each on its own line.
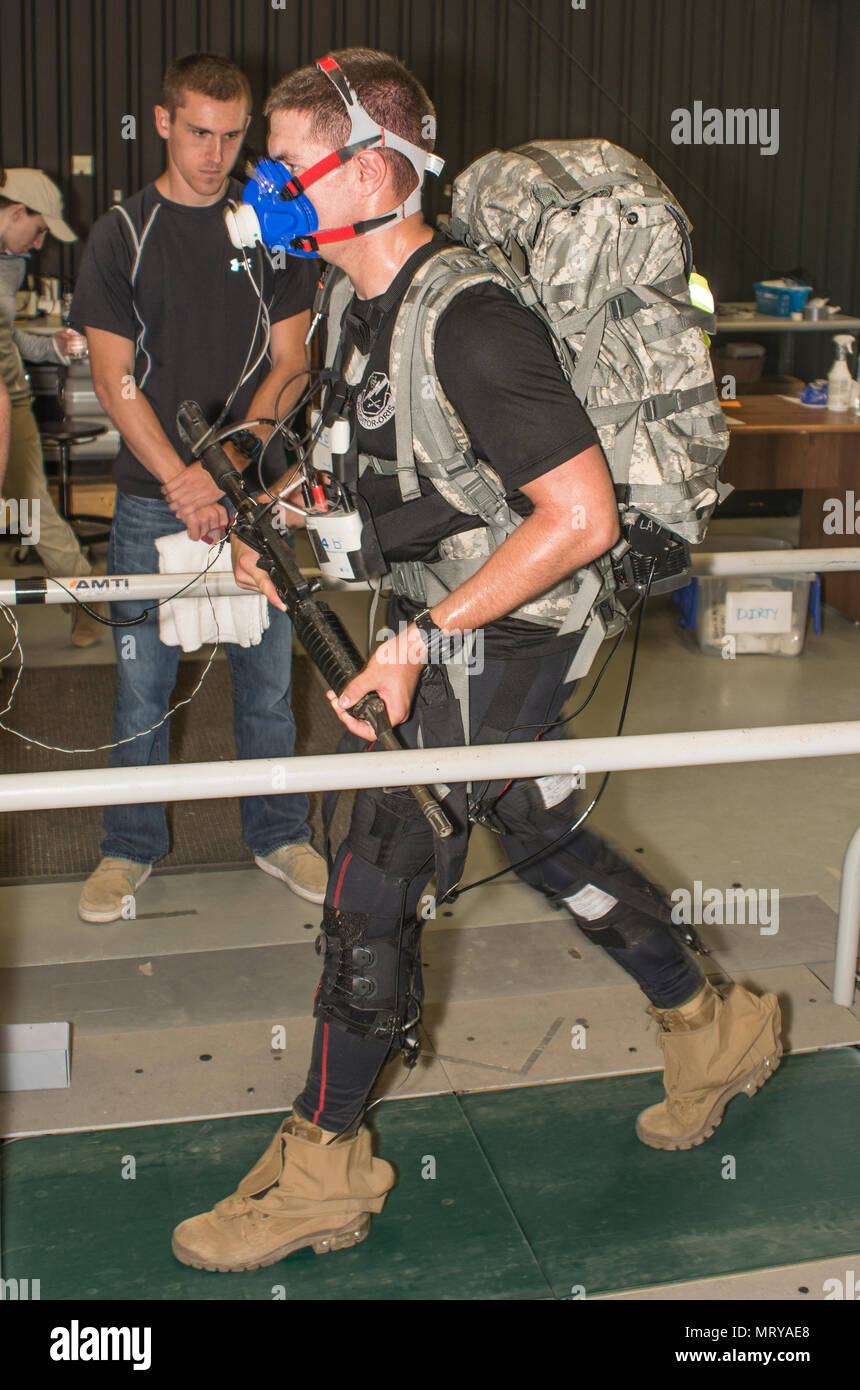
left=753, top=282, right=812, bottom=317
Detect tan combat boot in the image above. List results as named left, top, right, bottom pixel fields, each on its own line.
left=171, top=1111, right=397, bottom=1272
left=636, top=978, right=783, bottom=1151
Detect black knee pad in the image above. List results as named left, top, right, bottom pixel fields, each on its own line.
left=573, top=899, right=660, bottom=946
left=574, top=904, right=705, bottom=1006
left=314, top=858, right=425, bottom=1063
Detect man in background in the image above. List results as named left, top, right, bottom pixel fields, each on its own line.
left=0, top=167, right=101, bottom=645
left=71, top=52, right=328, bottom=922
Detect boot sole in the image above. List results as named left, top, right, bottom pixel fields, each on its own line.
left=636, top=1043, right=784, bottom=1151
left=78, top=865, right=152, bottom=922
left=171, top=1211, right=372, bottom=1273
left=254, top=855, right=326, bottom=905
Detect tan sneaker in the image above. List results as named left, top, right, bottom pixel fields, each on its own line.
left=78, top=857, right=152, bottom=923
left=70, top=604, right=105, bottom=647
left=171, top=1111, right=396, bottom=1272
left=254, top=843, right=329, bottom=904
left=636, top=979, right=783, bottom=1151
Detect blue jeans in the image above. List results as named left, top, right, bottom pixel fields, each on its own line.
left=101, top=491, right=310, bottom=864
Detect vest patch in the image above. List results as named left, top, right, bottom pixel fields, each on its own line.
left=356, top=371, right=395, bottom=429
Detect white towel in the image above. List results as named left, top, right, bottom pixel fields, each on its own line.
left=154, top=531, right=270, bottom=652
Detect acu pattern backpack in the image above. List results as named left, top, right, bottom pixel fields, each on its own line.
left=320, top=138, right=729, bottom=679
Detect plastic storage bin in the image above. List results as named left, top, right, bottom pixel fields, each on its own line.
left=673, top=536, right=821, bottom=656
left=753, top=282, right=812, bottom=317
left=711, top=343, right=766, bottom=385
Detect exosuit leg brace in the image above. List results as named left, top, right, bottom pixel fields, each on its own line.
left=461, top=649, right=707, bottom=1011
left=293, top=787, right=438, bottom=1135
left=487, top=776, right=706, bottom=1009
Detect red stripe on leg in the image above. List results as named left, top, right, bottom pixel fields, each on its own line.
left=312, top=1022, right=330, bottom=1125
left=313, top=849, right=352, bottom=1125
left=333, top=850, right=352, bottom=907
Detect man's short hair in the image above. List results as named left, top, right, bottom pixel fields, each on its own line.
left=161, top=52, right=252, bottom=119
left=264, top=48, right=435, bottom=203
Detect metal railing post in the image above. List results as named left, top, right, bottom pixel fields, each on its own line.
left=834, top=825, right=860, bottom=1007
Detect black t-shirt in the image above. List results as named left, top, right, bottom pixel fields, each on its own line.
left=329, top=232, right=599, bottom=655
left=71, top=179, right=321, bottom=497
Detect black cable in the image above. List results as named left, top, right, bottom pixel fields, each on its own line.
left=254, top=367, right=330, bottom=502
left=443, top=557, right=656, bottom=902
left=504, top=585, right=646, bottom=736
left=272, top=364, right=318, bottom=429
left=45, top=527, right=237, bottom=627
left=58, top=367, right=331, bottom=632
left=253, top=368, right=355, bottom=510
left=207, top=238, right=266, bottom=438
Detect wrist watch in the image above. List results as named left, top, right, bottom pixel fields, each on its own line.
left=411, top=606, right=445, bottom=652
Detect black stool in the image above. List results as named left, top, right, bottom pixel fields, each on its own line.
left=39, top=420, right=111, bottom=546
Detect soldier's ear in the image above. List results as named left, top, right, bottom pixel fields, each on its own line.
left=154, top=104, right=171, bottom=140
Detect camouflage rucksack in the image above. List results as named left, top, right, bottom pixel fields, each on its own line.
left=321, top=138, right=729, bottom=678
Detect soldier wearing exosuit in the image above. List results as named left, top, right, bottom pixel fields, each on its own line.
left=171, top=48, right=782, bottom=1274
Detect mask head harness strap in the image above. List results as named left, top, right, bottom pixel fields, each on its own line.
left=280, top=55, right=445, bottom=253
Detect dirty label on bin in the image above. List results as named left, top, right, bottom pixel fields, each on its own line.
left=724, top=590, right=793, bottom=633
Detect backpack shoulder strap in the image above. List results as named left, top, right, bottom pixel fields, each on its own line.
left=316, top=265, right=355, bottom=372
left=388, top=245, right=520, bottom=534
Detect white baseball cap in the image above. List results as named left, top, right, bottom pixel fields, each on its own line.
left=0, top=167, right=77, bottom=241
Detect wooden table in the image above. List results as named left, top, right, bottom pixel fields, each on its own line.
left=719, top=394, right=860, bottom=620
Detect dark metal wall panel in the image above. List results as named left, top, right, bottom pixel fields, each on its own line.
left=1, top=0, right=857, bottom=322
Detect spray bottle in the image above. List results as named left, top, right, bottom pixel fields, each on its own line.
left=827, top=334, right=855, bottom=412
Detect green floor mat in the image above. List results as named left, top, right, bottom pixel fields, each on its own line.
left=0, top=1098, right=548, bottom=1301
left=2, top=1050, right=858, bottom=1300
left=460, top=1048, right=860, bottom=1297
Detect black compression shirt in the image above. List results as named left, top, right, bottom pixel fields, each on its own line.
left=71, top=180, right=321, bottom=498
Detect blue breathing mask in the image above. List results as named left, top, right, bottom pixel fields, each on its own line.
left=225, top=56, right=444, bottom=261
left=224, top=158, right=320, bottom=260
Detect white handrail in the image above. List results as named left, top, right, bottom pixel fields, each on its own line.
left=2, top=547, right=860, bottom=605
left=1, top=723, right=858, bottom=1006
left=1, top=722, right=858, bottom=811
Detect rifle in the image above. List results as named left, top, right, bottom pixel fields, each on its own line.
left=176, top=400, right=452, bottom=839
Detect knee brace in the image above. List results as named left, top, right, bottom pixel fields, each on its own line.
left=485, top=776, right=707, bottom=988
left=314, top=839, right=431, bottom=1065
left=572, top=904, right=705, bottom=1008
left=489, top=778, right=690, bottom=928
